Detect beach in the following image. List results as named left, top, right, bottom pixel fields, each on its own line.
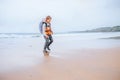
left=0, top=33, right=120, bottom=80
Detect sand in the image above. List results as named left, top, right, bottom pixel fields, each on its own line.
left=0, top=36, right=120, bottom=80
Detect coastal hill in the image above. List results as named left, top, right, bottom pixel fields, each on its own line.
left=85, top=26, right=120, bottom=32
left=68, top=26, right=120, bottom=33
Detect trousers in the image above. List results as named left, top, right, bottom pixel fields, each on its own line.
left=44, top=35, right=53, bottom=50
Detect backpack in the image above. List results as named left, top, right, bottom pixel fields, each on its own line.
left=39, top=21, right=47, bottom=34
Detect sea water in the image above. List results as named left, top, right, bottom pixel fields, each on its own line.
left=0, top=32, right=120, bottom=39
left=0, top=32, right=120, bottom=49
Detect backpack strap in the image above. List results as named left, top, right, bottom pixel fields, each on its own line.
left=43, top=22, right=47, bottom=27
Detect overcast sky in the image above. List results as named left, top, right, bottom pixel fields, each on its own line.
left=0, top=0, right=120, bottom=33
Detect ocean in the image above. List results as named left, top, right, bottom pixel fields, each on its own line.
left=0, top=32, right=120, bottom=39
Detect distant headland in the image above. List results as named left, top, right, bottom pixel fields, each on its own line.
left=68, top=26, right=120, bottom=33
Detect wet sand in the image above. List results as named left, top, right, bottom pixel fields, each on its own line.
left=0, top=36, right=120, bottom=80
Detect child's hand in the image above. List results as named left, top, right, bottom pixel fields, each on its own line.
left=45, top=35, right=48, bottom=38
left=51, top=31, right=53, bottom=34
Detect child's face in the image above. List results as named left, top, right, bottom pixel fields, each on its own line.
left=46, top=18, right=51, bottom=23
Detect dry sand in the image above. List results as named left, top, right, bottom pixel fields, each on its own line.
left=0, top=36, right=120, bottom=80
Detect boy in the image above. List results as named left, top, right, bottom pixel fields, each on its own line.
left=42, top=16, right=53, bottom=53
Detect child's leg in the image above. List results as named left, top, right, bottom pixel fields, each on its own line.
left=44, top=36, right=49, bottom=51
left=47, top=35, right=53, bottom=49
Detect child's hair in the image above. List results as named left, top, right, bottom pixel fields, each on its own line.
left=46, top=16, right=52, bottom=20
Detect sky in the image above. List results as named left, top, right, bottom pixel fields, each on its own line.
left=0, top=0, right=120, bottom=33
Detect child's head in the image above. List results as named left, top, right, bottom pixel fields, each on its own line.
left=46, top=16, right=52, bottom=22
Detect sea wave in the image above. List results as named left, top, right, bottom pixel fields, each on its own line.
left=0, top=32, right=120, bottom=39
left=0, top=33, right=41, bottom=39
